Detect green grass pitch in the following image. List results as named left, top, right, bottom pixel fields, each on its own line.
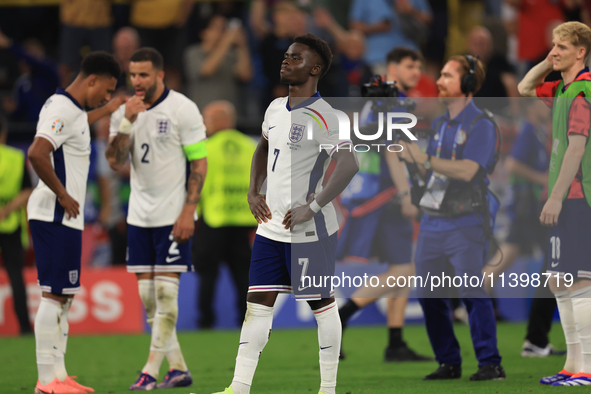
left=1, top=323, right=586, bottom=393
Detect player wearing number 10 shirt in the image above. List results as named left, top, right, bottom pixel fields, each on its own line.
left=106, top=48, right=207, bottom=390
left=209, top=34, right=357, bottom=394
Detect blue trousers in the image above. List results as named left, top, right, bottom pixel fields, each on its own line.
left=415, top=226, right=501, bottom=367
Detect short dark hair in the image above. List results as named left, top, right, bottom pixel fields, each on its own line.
left=386, top=47, right=423, bottom=65
left=80, top=51, right=121, bottom=80
left=294, top=33, right=333, bottom=79
left=130, top=47, right=164, bottom=70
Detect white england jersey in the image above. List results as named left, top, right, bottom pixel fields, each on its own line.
left=110, top=88, right=206, bottom=228
left=28, top=90, right=91, bottom=231
left=256, top=93, right=351, bottom=243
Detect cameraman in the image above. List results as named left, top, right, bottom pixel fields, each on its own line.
left=398, top=55, right=505, bottom=381
left=338, top=47, right=430, bottom=362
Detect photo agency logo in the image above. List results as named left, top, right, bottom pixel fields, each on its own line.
left=301, top=108, right=418, bottom=153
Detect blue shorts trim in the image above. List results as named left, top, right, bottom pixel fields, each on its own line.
left=126, top=224, right=193, bottom=273
left=249, top=234, right=337, bottom=300
left=30, top=220, right=81, bottom=294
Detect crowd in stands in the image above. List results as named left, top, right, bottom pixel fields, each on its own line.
left=0, top=0, right=590, bottom=270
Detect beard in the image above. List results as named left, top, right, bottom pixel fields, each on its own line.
left=143, top=81, right=158, bottom=102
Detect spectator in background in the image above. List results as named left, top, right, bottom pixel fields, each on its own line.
left=349, top=0, right=420, bottom=75
left=112, top=27, right=140, bottom=93
left=184, top=16, right=253, bottom=116
left=94, top=116, right=128, bottom=266
left=313, top=7, right=372, bottom=96
left=249, top=0, right=280, bottom=40
left=130, top=0, right=194, bottom=91
left=468, top=26, right=519, bottom=114
left=483, top=99, right=550, bottom=302
left=193, top=100, right=257, bottom=328
left=506, top=0, right=564, bottom=70
left=0, top=30, right=59, bottom=123
left=260, top=2, right=307, bottom=100
left=395, top=0, right=433, bottom=48
left=59, top=0, right=112, bottom=86
left=0, top=113, right=32, bottom=335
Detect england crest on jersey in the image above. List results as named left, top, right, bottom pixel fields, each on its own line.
left=69, top=270, right=78, bottom=284
left=157, top=119, right=170, bottom=134
left=289, top=123, right=305, bottom=143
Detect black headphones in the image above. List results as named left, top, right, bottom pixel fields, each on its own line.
left=461, top=55, right=477, bottom=96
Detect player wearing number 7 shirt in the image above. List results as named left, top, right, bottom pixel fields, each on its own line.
left=208, top=34, right=358, bottom=394
left=519, top=21, right=591, bottom=387
left=105, top=47, right=207, bottom=391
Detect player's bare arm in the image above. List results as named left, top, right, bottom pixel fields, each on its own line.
left=248, top=135, right=271, bottom=223
left=87, top=95, right=127, bottom=125
left=28, top=137, right=79, bottom=219
left=540, top=134, right=587, bottom=226
left=518, top=53, right=554, bottom=97
left=283, top=149, right=359, bottom=230
left=172, top=158, right=207, bottom=244
left=105, top=96, right=148, bottom=170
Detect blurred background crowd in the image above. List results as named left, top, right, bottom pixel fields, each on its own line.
left=0, top=0, right=590, bottom=329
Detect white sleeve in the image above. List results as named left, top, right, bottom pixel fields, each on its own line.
left=262, top=120, right=269, bottom=140
left=178, top=101, right=207, bottom=147
left=109, top=105, right=125, bottom=138
left=314, top=112, right=352, bottom=156
left=35, top=107, right=74, bottom=150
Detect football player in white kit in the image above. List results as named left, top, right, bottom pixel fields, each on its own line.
left=208, top=34, right=358, bottom=394
left=105, top=48, right=207, bottom=390
left=28, top=51, right=120, bottom=394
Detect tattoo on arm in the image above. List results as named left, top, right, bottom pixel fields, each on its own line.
left=106, top=134, right=131, bottom=166
left=186, top=160, right=206, bottom=205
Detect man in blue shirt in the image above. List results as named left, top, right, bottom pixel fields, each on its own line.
left=399, top=55, right=505, bottom=381
left=349, top=0, right=431, bottom=74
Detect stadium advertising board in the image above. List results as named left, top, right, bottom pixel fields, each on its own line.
left=0, top=267, right=143, bottom=336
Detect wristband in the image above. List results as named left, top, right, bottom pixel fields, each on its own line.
left=119, top=117, right=132, bottom=134
left=309, top=199, right=322, bottom=213
left=398, top=190, right=410, bottom=198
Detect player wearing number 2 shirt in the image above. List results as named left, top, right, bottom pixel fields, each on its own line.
left=208, top=34, right=357, bottom=394
left=106, top=48, right=207, bottom=390
left=519, top=21, right=591, bottom=387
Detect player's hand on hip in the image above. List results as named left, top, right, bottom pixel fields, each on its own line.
left=283, top=194, right=316, bottom=231
left=540, top=197, right=562, bottom=227
left=248, top=193, right=271, bottom=224
left=125, top=96, right=148, bottom=123
left=57, top=193, right=80, bottom=220
left=172, top=213, right=195, bottom=244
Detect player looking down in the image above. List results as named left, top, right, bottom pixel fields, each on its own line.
left=106, top=47, right=208, bottom=391
left=28, top=51, right=120, bottom=394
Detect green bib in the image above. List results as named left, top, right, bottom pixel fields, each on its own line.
left=0, top=145, right=25, bottom=233
left=199, top=130, right=258, bottom=228
left=548, top=80, right=591, bottom=207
